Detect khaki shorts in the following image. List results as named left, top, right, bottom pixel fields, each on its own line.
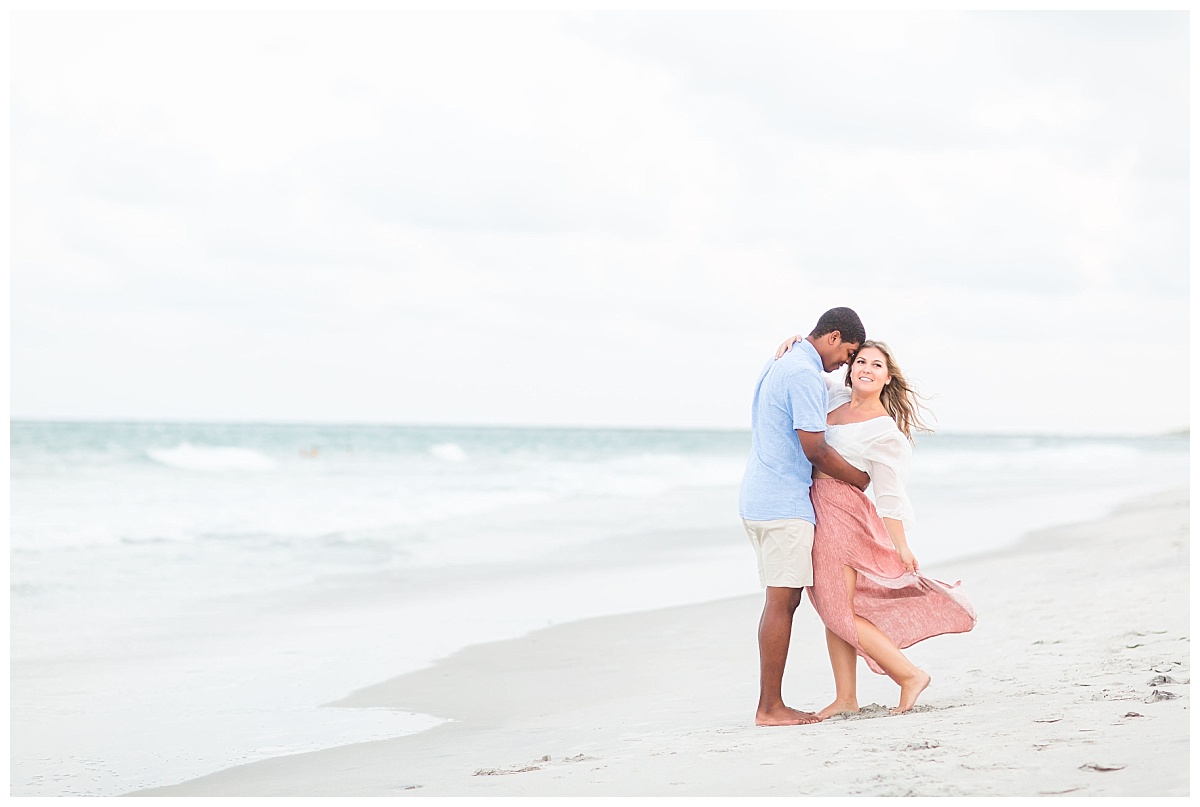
left=743, top=518, right=815, bottom=588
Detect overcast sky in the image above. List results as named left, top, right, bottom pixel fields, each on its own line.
left=10, top=10, right=1190, bottom=434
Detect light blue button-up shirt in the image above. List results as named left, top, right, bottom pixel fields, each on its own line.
left=738, top=339, right=829, bottom=523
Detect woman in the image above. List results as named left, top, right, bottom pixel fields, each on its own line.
left=777, top=336, right=976, bottom=716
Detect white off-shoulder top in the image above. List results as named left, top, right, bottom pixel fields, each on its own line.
left=824, top=375, right=915, bottom=529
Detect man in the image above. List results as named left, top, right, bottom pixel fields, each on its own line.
left=739, top=307, right=871, bottom=726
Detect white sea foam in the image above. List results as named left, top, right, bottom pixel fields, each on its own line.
left=146, top=443, right=278, bottom=472
left=429, top=442, right=468, bottom=462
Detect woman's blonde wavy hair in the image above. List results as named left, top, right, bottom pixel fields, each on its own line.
left=844, top=340, right=934, bottom=442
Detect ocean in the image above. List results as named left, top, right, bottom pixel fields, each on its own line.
left=9, top=420, right=1189, bottom=796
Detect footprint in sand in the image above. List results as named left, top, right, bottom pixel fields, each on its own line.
left=826, top=703, right=942, bottom=722
left=1144, top=690, right=1180, bottom=703
left=897, top=739, right=940, bottom=751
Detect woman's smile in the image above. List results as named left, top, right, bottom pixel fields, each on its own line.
left=850, top=346, right=891, bottom=393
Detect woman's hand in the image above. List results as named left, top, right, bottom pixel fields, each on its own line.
left=775, top=334, right=805, bottom=359
left=881, top=518, right=915, bottom=572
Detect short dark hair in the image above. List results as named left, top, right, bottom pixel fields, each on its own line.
left=809, top=307, right=865, bottom=345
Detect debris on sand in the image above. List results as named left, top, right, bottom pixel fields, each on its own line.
left=1147, top=675, right=1189, bottom=686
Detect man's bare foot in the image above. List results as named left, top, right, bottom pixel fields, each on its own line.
left=817, top=699, right=860, bottom=719
left=891, top=670, right=931, bottom=714
left=755, top=704, right=823, bottom=726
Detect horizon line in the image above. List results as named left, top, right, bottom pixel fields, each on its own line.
left=7, top=416, right=1189, bottom=441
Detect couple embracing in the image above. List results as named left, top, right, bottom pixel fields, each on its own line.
left=739, top=306, right=976, bottom=726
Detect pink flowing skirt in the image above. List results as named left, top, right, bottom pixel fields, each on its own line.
left=807, top=478, right=977, bottom=675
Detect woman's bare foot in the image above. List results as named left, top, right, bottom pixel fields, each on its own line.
left=891, top=670, right=931, bottom=714
left=817, top=699, right=860, bottom=719
left=756, top=704, right=823, bottom=726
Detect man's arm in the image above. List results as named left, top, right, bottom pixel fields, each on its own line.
left=797, top=430, right=870, bottom=491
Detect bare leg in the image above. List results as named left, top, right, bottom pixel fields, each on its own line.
left=756, top=586, right=821, bottom=726
left=841, top=565, right=931, bottom=714
left=817, top=627, right=860, bottom=718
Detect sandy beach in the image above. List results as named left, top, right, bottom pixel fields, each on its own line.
left=133, top=488, right=1189, bottom=797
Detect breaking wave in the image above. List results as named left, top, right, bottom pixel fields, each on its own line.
left=146, top=443, right=278, bottom=472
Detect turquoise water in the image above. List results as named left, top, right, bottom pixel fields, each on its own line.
left=10, top=421, right=1188, bottom=795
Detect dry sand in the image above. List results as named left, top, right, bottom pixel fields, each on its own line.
left=133, top=488, right=1190, bottom=797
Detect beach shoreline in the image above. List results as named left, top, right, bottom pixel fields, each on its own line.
left=133, top=487, right=1190, bottom=797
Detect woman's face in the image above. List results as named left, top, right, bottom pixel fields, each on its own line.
left=849, top=346, right=892, bottom=396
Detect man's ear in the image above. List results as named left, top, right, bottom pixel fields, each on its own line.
left=825, top=330, right=842, bottom=346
